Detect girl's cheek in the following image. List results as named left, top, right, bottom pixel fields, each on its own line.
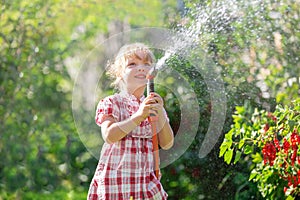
left=145, top=68, right=151, bottom=73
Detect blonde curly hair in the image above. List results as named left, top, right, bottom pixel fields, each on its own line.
left=106, top=43, right=156, bottom=90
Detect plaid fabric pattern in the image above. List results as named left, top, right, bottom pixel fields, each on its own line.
left=95, top=93, right=153, bottom=138
left=88, top=93, right=168, bottom=200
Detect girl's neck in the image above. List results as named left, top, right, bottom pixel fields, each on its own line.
left=123, top=85, right=146, bottom=100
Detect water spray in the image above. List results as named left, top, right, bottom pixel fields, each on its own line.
left=74, top=27, right=226, bottom=168
left=146, top=51, right=172, bottom=94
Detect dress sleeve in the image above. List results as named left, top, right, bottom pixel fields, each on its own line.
left=95, top=96, right=119, bottom=126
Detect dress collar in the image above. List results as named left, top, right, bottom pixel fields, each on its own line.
left=119, top=91, right=145, bottom=103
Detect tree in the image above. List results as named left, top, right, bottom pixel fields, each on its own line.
left=0, top=0, right=180, bottom=198
left=0, top=0, right=95, bottom=197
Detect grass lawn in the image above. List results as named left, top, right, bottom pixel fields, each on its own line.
left=1, top=189, right=87, bottom=200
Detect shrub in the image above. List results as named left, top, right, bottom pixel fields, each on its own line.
left=220, top=98, right=300, bottom=199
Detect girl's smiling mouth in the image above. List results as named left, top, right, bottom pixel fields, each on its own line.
left=135, top=74, right=146, bottom=79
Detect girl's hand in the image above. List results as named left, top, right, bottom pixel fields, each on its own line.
left=132, top=92, right=165, bottom=121
left=147, top=92, right=165, bottom=119
left=132, top=94, right=154, bottom=121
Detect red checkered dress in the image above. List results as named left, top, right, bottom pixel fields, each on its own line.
left=87, top=93, right=168, bottom=200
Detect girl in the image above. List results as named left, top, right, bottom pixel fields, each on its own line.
left=88, top=43, right=174, bottom=200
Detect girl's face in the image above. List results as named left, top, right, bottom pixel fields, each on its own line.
left=121, top=50, right=152, bottom=92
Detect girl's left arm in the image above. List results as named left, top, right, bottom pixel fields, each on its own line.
left=150, top=93, right=174, bottom=150
left=157, top=112, right=174, bottom=150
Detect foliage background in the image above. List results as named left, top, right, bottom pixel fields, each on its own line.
left=1, top=0, right=299, bottom=199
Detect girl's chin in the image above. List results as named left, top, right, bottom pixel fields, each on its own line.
left=131, top=84, right=147, bottom=90
left=134, top=80, right=147, bottom=85
left=134, top=78, right=147, bottom=82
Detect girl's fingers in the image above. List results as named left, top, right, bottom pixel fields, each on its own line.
left=150, top=104, right=163, bottom=115
left=144, top=99, right=157, bottom=105
left=149, top=93, right=163, bottom=105
left=149, top=107, right=158, bottom=115
left=144, top=96, right=154, bottom=103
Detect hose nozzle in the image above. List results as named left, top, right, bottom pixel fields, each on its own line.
left=146, top=65, right=158, bottom=80
left=146, top=65, right=158, bottom=95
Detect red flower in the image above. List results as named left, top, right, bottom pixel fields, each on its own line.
left=291, top=149, right=297, bottom=166
left=293, top=128, right=299, bottom=135
left=283, top=138, right=290, bottom=154
left=274, top=138, right=281, bottom=150
left=284, top=187, right=288, bottom=194
left=291, top=132, right=298, bottom=146
left=264, top=123, right=270, bottom=132
left=262, top=142, right=277, bottom=166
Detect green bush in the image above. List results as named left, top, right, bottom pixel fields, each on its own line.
left=220, top=98, right=300, bottom=199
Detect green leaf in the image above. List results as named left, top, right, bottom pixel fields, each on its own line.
left=224, top=130, right=233, bottom=141
left=234, top=150, right=242, bottom=164
left=244, top=145, right=252, bottom=154
left=233, top=115, right=242, bottom=124
left=286, top=195, right=295, bottom=200
left=219, top=131, right=233, bottom=158
left=238, top=139, right=245, bottom=149
left=236, top=106, right=245, bottom=114
left=249, top=169, right=258, bottom=181
left=224, top=149, right=233, bottom=164
left=219, top=142, right=228, bottom=157
left=288, top=120, right=295, bottom=131
left=251, top=152, right=263, bottom=163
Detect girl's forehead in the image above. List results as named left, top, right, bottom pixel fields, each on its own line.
left=135, top=49, right=148, bottom=58
left=125, top=49, right=152, bottom=62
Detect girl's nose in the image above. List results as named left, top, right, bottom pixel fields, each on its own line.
left=137, top=65, right=147, bottom=71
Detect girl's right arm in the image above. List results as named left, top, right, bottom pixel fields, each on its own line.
left=101, top=96, right=153, bottom=144
left=101, top=114, right=143, bottom=144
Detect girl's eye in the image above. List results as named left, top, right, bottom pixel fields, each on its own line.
left=127, top=62, right=136, bottom=67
